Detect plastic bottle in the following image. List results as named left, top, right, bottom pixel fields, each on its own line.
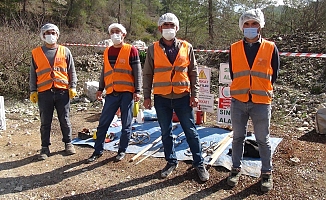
left=136, top=109, right=144, bottom=123
left=133, top=102, right=139, bottom=117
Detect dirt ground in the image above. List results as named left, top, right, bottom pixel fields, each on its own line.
left=1, top=99, right=326, bottom=200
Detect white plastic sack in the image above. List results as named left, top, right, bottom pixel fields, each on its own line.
left=0, top=96, right=6, bottom=130
left=315, top=107, right=326, bottom=134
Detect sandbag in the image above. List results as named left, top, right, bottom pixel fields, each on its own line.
left=315, top=107, right=326, bottom=134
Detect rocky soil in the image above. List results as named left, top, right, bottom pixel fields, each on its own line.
left=1, top=31, right=326, bottom=199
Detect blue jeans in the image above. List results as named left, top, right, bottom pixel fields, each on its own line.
left=230, top=98, right=272, bottom=173
left=38, top=89, right=72, bottom=147
left=94, top=92, right=133, bottom=155
left=154, top=95, right=204, bottom=167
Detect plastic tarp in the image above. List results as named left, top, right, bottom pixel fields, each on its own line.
left=72, top=121, right=282, bottom=177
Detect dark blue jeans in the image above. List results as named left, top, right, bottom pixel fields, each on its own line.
left=94, top=92, right=133, bottom=155
left=38, top=89, right=72, bottom=147
left=154, top=95, right=204, bottom=167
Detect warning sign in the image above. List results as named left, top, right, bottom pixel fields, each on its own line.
left=219, top=63, right=232, bottom=84
left=217, top=108, right=232, bottom=125
left=217, top=86, right=232, bottom=125
left=198, top=93, right=214, bottom=113
left=198, top=67, right=211, bottom=94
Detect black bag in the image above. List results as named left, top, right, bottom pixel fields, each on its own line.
left=228, top=139, right=260, bottom=158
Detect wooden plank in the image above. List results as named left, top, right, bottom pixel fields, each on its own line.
left=207, top=131, right=233, bottom=166
left=135, top=144, right=163, bottom=165
left=129, top=136, right=162, bottom=162
left=135, top=131, right=185, bottom=165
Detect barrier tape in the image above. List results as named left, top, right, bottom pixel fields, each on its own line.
left=62, top=43, right=326, bottom=58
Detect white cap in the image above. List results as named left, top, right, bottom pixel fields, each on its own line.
left=238, top=8, right=265, bottom=31
left=158, top=13, right=179, bottom=31
left=108, top=23, right=127, bottom=34
left=39, top=23, right=60, bottom=40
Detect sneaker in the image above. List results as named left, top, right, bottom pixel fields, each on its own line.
left=261, top=173, right=273, bottom=192
left=115, top=152, right=126, bottom=161
left=38, top=147, right=50, bottom=160
left=65, top=143, right=76, bottom=155
left=195, top=164, right=209, bottom=182
left=86, top=153, right=102, bottom=164
left=161, top=163, right=178, bottom=178
left=227, top=167, right=241, bottom=187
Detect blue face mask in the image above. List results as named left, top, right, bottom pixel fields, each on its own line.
left=243, top=28, right=258, bottom=39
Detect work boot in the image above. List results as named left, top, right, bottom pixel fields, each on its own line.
left=115, top=152, right=126, bottom=161
left=161, top=162, right=178, bottom=178
left=227, top=167, right=241, bottom=187
left=195, top=164, right=209, bottom=182
left=38, top=147, right=50, bottom=160
left=65, top=143, right=76, bottom=155
left=86, top=152, right=102, bottom=164
left=261, top=173, right=273, bottom=192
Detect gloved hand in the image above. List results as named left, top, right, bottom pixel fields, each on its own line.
left=69, top=88, right=77, bottom=99
left=30, top=92, right=38, bottom=103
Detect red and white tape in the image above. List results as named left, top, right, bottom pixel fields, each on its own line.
left=62, top=43, right=326, bottom=58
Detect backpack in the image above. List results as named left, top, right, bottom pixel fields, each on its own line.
left=228, top=139, right=260, bottom=158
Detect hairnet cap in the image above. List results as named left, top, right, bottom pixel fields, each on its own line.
left=238, top=8, right=265, bottom=31
left=108, top=23, right=127, bottom=34
left=39, top=23, right=60, bottom=39
left=158, top=13, right=180, bottom=31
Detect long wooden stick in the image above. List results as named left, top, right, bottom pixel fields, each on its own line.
left=135, top=131, right=185, bottom=165
left=129, top=136, right=162, bottom=162
left=208, top=131, right=233, bottom=166
left=135, top=144, right=164, bottom=165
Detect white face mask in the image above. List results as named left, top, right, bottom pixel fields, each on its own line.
left=44, top=34, right=57, bottom=44
left=243, top=28, right=258, bottom=40
left=162, top=28, right=176, bottom=40
left=111, top=33, right=123, bottom=45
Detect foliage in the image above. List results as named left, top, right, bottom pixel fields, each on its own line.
left=1, top=0, right=326, bottom=99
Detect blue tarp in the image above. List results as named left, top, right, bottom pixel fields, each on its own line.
left=72, top=120, right=282, bottom=177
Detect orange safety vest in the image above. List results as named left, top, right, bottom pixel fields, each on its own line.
left=153, top=41, right=191, bottom=95
left=32, top=45, right=69, bottom=92
left=230, top=39, right=274, bottom=104
left=103, top=44, right=134, bottom=94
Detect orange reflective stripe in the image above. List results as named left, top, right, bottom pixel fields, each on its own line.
left=36, top=68, right=51, bottom=76
left=154, top=67, right=172, bottom=73
left=37, top=79, right=52, bottom=88
left=251, top=89, right=273, bottom=97
left=53, top=66, right=68, bottom=73
left=251, top=71, right=272, bottom=80
left=114, top=68, right=133, bottom=75
left=230, top=88, right=249, bottom=96
left=174, top=66, right=188, bottom=72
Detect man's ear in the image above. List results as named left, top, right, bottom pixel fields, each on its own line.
left=158, top=26, right=162, bottom=33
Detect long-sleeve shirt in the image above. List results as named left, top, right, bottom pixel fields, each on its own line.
left=98, top=45, right=142, bottom=93
left=29, top=45, right=77, bottom=92
left=143, top=38, right=199, bottom=99
left=228, top=37, right=280, bottom=84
